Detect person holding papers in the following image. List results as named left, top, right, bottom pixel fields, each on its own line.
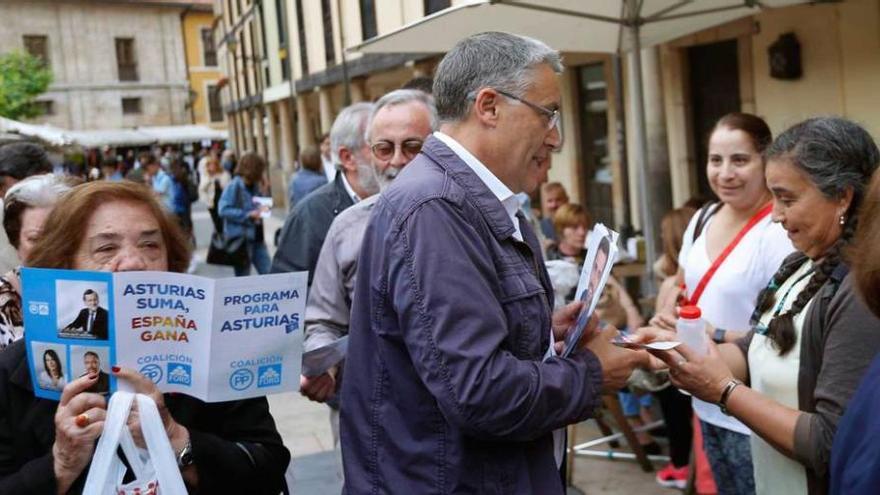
left=639, top=117, right=880, bottom=495
left=648, top=113, right=795, bottom=493
left=340, top=32, right=650, bottom=494
left=62, top=290, right=108, bottom=340
left=0, top=181, right=289, bottom=494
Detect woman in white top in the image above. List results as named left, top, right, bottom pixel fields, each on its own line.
left=197, top=155, right=231, bottom=232
left=642, top=117, right=880, bottom=495
left=653, top=113, right=794, bottom=494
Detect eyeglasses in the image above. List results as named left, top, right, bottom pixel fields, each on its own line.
left=370, top=139, right=424, bottom=162
left=472, top=88, right=564, bottom=151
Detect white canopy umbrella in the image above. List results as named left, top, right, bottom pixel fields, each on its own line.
left=352, top=0, right=813, bottom=291
left=0, top=116, right=70, bottom=147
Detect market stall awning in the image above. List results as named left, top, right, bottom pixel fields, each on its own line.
left=0, top=118, right=228, bottom=148
left=352, top=0, right=816, bottom=55
left=138, top=125, right=229, bottom=145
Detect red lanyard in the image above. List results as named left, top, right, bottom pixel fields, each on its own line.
left=686, top=203, right=773, bottom=306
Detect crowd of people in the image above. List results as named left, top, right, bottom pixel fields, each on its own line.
left=0, top=30, right=878, bottom=495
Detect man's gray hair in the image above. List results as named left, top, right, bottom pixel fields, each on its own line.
left=365, top=89, right=439, bottom=142
left=433, top=31, right=562, bottom=123
left=330, top=102, right=375, bottom=166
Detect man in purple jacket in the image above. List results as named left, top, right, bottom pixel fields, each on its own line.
left=341, top=32, right=649, bottom=494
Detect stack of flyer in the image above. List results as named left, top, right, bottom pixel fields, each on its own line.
left=559, top=223, right=619, bottom=358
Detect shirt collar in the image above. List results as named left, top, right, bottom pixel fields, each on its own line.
left=433, top=131, right=522, bottom=241
left=338, top=171, right=361, bottom=203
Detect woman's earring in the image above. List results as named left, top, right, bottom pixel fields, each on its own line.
left=839, top=214, right=846, bottom=226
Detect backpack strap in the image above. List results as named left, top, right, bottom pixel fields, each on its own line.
left=692, top=202, right=722, bottom=243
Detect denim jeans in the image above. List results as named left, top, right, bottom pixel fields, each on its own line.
left=701, top=420, right=756, bottom=495
left=234, top=241, right=271, bottom=276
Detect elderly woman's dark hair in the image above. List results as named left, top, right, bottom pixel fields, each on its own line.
left=235, top=152, right=267, bottom=184
left=754, top=117, right=880, bottom=355
left=26, top=181, right=192, bottom=273
left=3, top=174, right=77, bottom=249
left=851, top=169, right=880, bottom=318
left=712, top=112, right=773, bottom=155
left=299, top=146, right=322, bottom=173
left=0, top=142, right=53, bottom=179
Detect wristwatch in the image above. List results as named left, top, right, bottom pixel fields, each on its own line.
left=177, top=440, right=194, bottom=468
left=718, top=378, right=743, bottom=416
left=712, top=327, right=727, bottom=344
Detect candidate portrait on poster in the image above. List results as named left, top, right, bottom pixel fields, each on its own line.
left=56, top=280, right=110, bottom=340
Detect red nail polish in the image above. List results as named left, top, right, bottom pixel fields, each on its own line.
left=111, top=366, right=120, bottom=373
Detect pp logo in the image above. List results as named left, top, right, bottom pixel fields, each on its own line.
left=167, top=363, right=192, bottom=386
left=139, top=364, right=163, bottom=384
left=257, top=364, right=282, bottom=388
left=28, top=302, right=49, bottom=316
left=229, top=368, right=254, bottom=391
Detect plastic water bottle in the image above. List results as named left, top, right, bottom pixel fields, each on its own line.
left=676, top=305, right=707, bottom=357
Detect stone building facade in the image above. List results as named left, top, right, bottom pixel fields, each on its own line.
left=0, top=0, right=194, bottom=130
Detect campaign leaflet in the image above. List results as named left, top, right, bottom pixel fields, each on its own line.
left=22, top=268, right=306, bottom=402
left=559, top=223, right=619, bottom=358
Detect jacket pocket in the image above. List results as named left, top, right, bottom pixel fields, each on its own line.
left=497, top=264, right=547, bottom=360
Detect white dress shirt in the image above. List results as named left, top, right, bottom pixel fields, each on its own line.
left=338, top=170, right=361, bottom=204
left=434, top=131, right=565, bottom=466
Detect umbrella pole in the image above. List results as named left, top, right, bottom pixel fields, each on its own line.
left=627, top=22, right=658, bottom=295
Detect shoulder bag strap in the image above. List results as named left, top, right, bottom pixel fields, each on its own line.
left=688, top=202, right=773, bottom=306
left=692, top=202, right=722, bottom=243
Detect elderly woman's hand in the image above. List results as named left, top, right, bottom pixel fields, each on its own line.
left=53, top=374, right=108, bottom=493
left=649, top=342, right=734, bottom=404
left=112, top=367, right=189, bottom=452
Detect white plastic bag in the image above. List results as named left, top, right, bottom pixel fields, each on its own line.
left=83, top=391, right=187, bottom=495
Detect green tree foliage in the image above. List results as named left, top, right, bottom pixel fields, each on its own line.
left=0, top=51, right=53, bottom=120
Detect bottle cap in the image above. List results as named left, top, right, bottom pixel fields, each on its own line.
left=679, top=305, right=701, bottom=320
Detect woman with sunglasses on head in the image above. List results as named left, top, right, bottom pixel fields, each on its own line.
left=639, top=117, right=880, bottom=495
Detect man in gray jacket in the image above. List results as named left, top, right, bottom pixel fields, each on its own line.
left=299, top=88, right=437, bottom=477
left=341, top=32, right=650, bottom=494
left=271, top=103, right=375, bottom=283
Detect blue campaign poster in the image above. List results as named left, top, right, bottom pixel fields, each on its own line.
left=22, top=268, right=116, bottom=401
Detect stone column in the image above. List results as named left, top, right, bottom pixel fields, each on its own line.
left=318, top=87, right=334, bottom=134
left=278, top=99, right=297, bottom=172
left=350, top=77, right=368, bottom=103
left=254, top=107, right=267, bottom=158
left=242, top=109, right=255, bottom=152
left=265, top=103, right=280, bottom=168
left=297, top=94, right=315, bottom=150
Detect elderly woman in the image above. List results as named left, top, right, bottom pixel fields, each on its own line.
left=0, top=181, right=290, bottom=494
left=0, top=174, right=74, bottom=349
left=829, top=170, right=880, bottom=494
left=640, top=117, right=880, bottom=495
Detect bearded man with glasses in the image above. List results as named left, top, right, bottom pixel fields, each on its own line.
left=340, top=32, right=649, bottom=494
left=299, top=89, right=436, bottom=480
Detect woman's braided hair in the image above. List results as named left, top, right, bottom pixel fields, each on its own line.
left=752, top=117, right=879, bottom=356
